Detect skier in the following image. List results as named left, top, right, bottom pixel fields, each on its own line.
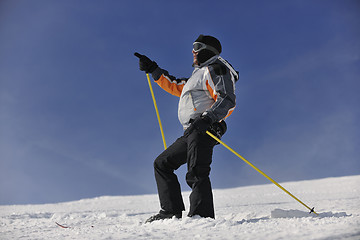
left=135, top=34, right=239, bottom=223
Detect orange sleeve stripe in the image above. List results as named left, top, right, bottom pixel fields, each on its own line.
left=155, top=75, right=184, bottom=97
left=224, top=108, right=235, bottom=119
left=205, top=80, right=218, bottom=101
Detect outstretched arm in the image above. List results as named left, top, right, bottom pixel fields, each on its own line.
left=134, top=52, right=187, bottom=97
left=152, top=68, right=187, bottom=97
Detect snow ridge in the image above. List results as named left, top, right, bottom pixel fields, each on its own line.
left=1, top=175, right=359, bottom=240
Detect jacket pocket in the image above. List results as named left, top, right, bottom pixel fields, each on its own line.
left=189, top=92, right=197, bottom=112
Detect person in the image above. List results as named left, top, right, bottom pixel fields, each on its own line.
left=134, top=34, right=239, bottom=223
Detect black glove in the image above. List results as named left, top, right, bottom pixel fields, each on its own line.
left=186, top=115, right=212, bottom=135
left=134, top=52, right=158, bottom=73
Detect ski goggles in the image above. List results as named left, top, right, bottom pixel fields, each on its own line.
left=193, top=42, right=220, bottom=55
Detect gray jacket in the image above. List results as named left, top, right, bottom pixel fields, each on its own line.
left=152, top=55, right=238, bottom=129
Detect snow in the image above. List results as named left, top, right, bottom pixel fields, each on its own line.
left=1, top=175, right=359, bottom=240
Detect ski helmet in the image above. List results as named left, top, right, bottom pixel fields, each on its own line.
left=193, top=34, right=222, bottom=64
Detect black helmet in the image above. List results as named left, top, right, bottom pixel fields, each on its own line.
left=193, top=34, right=221, bottom=64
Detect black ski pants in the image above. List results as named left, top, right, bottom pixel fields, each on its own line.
left=153, top=129, right=218, bottom=218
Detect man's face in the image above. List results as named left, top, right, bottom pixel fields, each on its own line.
left=192, top=49, right=198, bottom=65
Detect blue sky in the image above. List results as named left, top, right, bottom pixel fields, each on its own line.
left=0, top=0, right=359, bottom=205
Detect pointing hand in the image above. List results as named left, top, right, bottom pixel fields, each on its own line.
left=134, top=52, right=158, bottom=73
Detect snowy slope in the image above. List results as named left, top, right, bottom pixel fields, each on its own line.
left=1, top=175, right=359, bottom=240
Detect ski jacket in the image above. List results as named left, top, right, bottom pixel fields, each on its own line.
left=151, top=55, right=239, bottom=129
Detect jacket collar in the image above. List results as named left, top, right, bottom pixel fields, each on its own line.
left=194, top=55, right=219, bottom=68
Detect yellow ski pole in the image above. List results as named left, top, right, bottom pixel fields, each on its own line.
left=146, top=73, right=167, bottom=150
left=206, top=130, right=318, bottom=215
